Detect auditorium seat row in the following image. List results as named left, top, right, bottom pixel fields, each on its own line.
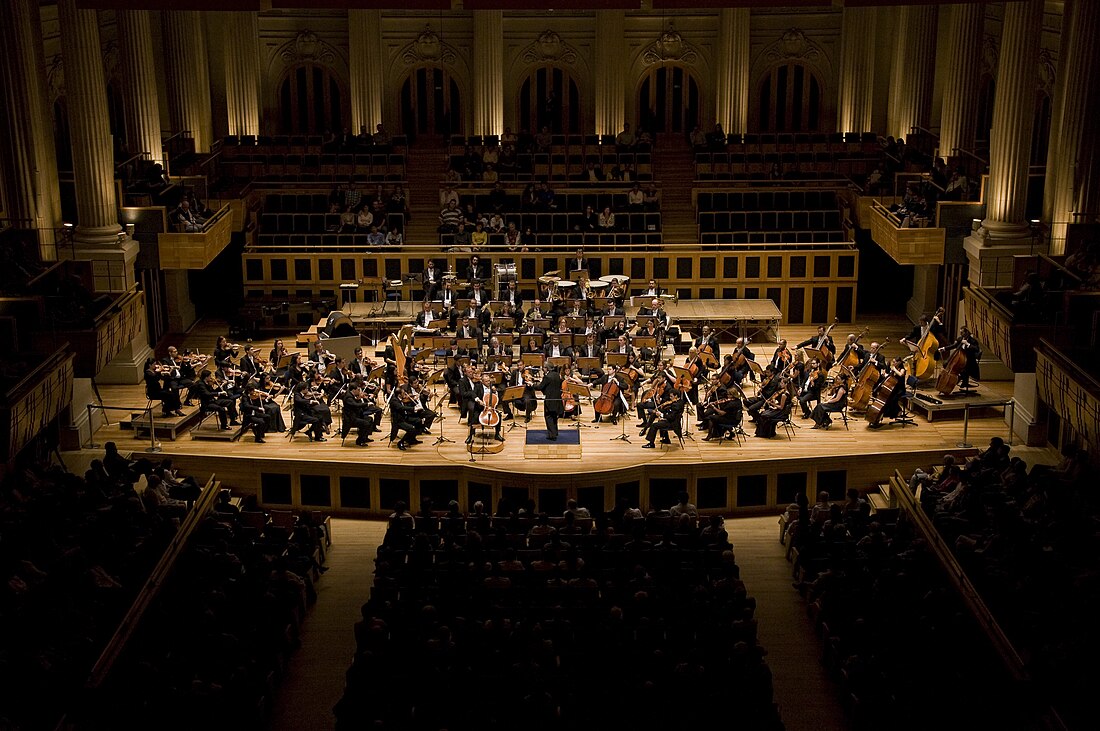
left=440, top=230, right=663, bottom=248
left=446, top=211, right=661, bottom=233
left=697, top=190, right=838, bottom=212
left=456, top=191, right=654, bottom=214
left=221, top=133, right=409, bottom=152
left=449, top=132, right=651, bottom=153
left=260, top=212, right=405, bottom=234
left=218, top=153, right=406, bottom=181
left=701, top=131, right=880, bottom=154
left=696, top=152, right=876, bottom=180
left=699, top=230, right=848, bottom=246
left=697, top=210, right=843, bottom=233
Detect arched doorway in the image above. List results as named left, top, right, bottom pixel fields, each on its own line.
left=278, top=63, right=345, bottom=135
left=637, top=64, right=700, bottom=135
left=518, top=65, right=580, bottom=135
left=400, top=67, right=461, bottom=139
left=757, top=62, right=821, bottom=132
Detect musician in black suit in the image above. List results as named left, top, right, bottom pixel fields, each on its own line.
left=568, top=248, right=589, bottom=274
left=291, top=382, right=327, bottom=441
left=937, top=327, right=982, bottom=388
left=466, top=254, right=486, bottom=284
left=341, top=384, right=375, bottom=446
left=440, top=281, right=458, bottom=328
left=863, top=341, right=888, bottom=371
left=467, top=280, right=489, bottom=308
left=642, top=390, right=685, bottom=448
left=389, top=385, right=425, bottom=450
left=501, top=364, right=537, bottom=422
left=640, top=279, right=662, bottom=298
left=796, top=326, right=836, bottom=359
left=500, top=279, right=521, bottom=309
left=693, top=325, right=720, bottom=359
left=533, top=364, right=564, bottom=440
left=543, top=334, right=571, bottom=360
left=465, top=372, right=504, bottom=443
left=422, top=259, right=441, bottom=301
left=237, top=346, right=263, bottom=380
left=729, top=337, right=756, bottom=385
left=192, top=370, right=238, bottom=430
left=457, top=317, right=483, bottom=348
left=239, top=386, right=269, bottom=443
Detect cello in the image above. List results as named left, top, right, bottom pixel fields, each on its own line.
left=865, top=374, right=902, bottom=427
left=478, top=383, right=501, bottom=428
left=593, top=374, right=621, bottom=415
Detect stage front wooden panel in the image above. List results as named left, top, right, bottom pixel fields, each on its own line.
left=240, top=245, right=859, bottom=325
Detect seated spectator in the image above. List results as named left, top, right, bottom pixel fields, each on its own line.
left=627, top=183, right=644, bottom=210
left=597, top=206, right=616, bottom=230
left=505, top=221, right=523, bottom=251
left=643, top=185, right=660, bottom=211
left=535, top=125, right=553, bottom=151
left=385, top=228, right=403, bottom=246
left=585, top=161, right=605, bottom=182
left=706, top=122, right=726, bottom=150
left=482, top=163, right=498, bottom=182
left=372, top=123, right=390, bottom=146
left=487, top=212, right=505, bottom=233
left=689, top=125, right=707, bottom=149
left=439, top=185, right=459, bottom=208
left=670, top=491, right=698, bottom=519
left=452, top=223, right=471, bottom=248
left=500, top=126, right=518, bottom=149
left=482, top=144, right=499, bottom=166
left=339, top=206, right=356, bottom=233
left=616, top=122, right=636, bottom=149
left=438, top=200, right=463, bottom=233
left=498, top=143, right=518, bottom=172
left=172, top=199, right=204, bottom=232
left=636, top=127, right=653, bottom=149
left=366, top=226, right=384, bottom=246
left=356, top=207, right=373, bottom=231
left=581, top=205, right=599, bottom=231
left=470, top=222, right=488, bottom=249
left=564, top=498, right=591, bottom=520
left=535, top=181, right=557, bottom=209
left=488, top=182, right=507, bottom=212
left=444, top=166, right=462, bottom=183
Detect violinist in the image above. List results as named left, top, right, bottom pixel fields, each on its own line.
left=311, top=340, right=336, bottom=368
left=466, top=372, right=505, bottom=444
left=145, top=357, right=183, bottom=418
left=503, top=363, right=537, bottom=422
left=798, top=358, right=826, bottom=419
left=290, top=382, right=326, bottom=441
left=306, top=371, right=335, bottom=430
left=729, top=337, right=756, bottom=385
left=388, top=384, right=424, bottom=450
left=693, top=325, right=719, bottom=360
left=699, top=374, right=744, bottom=441
left=754, top=377, right=794, bottom=439
left=193, top=369, right=239, bottom=430
left=350, top=346, right=375, bottom=378
left=636, top=366, right=673, bottom=429
left=239, top=385, right=269, bottom=443
left=641, top=388, right=684, bottom=448
left=796, top=326, right=836, bottom=360
left=324, top=357, right=350, bottom=401
left=238, top=346, right=263, bottom=380
left=255, top=372, right=287, bottom=432
left=937, top=327, right=981, bottom=389
left=269, top=339, right=290, bottom=369
left=213, top=336, right=240, bottom=370
left=340, top=384, right=375, bottom=446
left=744, top=364, right=780, bottom=422
left=769, top=339, right=793, bottom=371
left=282, top=352, right=306, bottom=389
left=811, top=372, right=850, bottom=429
left=162, top=346, right=195, bottom=404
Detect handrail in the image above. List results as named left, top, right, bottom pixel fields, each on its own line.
left=1037, top=337, right=1100, bottom=396
left=1037, top=253, right=1084, bottom=286
left=85, top=403, right=161, bottom=454
left=908, top=125, right=940, bottom=140
left=951, top=147, right=990, bottom=168
left=114, top=152, right=147, bottom=171
left=199, top=202, right=232, bottom=232
left=243, top=241, right=858, bottom=255
left=84, top=473, right=220, bottom=689
left=161, top=130, right=190, bottom=146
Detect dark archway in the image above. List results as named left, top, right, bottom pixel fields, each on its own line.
left=757, top=62, right=821, bottom=133
left=278, top=63, right=345, bottom=135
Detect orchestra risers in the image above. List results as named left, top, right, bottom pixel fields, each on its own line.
left=125, top=404, right=204, bottom=441
left=189, top=416, right=246, bottom=441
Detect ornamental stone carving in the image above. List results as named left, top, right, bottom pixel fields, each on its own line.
left=280, top=30, right=337, bottom=66
left=402, top=26, right=457, bottom=66
left=46, top=55, right=65, bottom=104
left=522, top=30, right=578, bottom=65
left=641, top=28, right=698, bottom=65
left=763, top=29, right=822, bottom=64
left=981, top=34, right=999, bottom=78
left=1037, top=48, right=1056, bottom=95
left=102, top=39, right=120, bottom=84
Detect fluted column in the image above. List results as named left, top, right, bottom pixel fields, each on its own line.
left=349, top=9, right=385, bottom=135
left=887, top=5, right=938, bottom=141
left=117, top=10, right=163, bottom=167
left=0, top=0, right=62, bottom=260
left=1043, top=0, right=1100, bottom=254
left=224, top=12, right=261, bottom=138
left=836, top=7, right=877, bottom=135
left=938, top=3, right=984, bottom=160
left=981, top=0, right=1044, bottom=240
left=162, top=11, right=213, bottom=153
left=594, top=11, right=626, bottom=137
left=472, top=11, right=504, bottom=138
left=58, top=0, right=121, bottom=247
left=715, top=8, right=750, bottom=136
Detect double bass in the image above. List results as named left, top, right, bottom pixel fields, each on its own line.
left=906, top=307, right=944, bottom=381
left=935, top=347, right=968, bottom=396
left=835, top=327, right=869, bottom=371
left=865, top=374, right=903, bottom=427
left=848, top=338, right=890, bottom=411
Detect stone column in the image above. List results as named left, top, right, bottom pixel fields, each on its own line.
left=58, top=0, right=123, bottom=249
left=714, top=8, right=750, bottom=136
left=1043, top=0, right=1100, bottom=255
left=594, top=11, right=625, bottom=137
left=887, top=5, right=938, bottom=141
left=162, top=11, right=214, bottom=153
left=836, top=7, right=877, bottom=135
left=349, top=9, right=385, bottom=135
left=0, top=0, right=62, bottom=260
left=117, top=10, right=163, bottom=167
left=938, top=3, right=984, bottom=160
left=472, top=11, right=504, bottom=138
left=224, top=12, right=261, bottom=138
left=980, top=0, right=1044, bottom=240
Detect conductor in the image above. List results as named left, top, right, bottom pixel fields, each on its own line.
left=534, top=364, right=564, bottom=440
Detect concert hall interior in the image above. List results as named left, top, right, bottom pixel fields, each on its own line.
left=1, top=1, right=1098, bottom=729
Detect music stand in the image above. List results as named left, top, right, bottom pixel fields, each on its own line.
left=606, top=352, right=627, bottom=367
left=521, top=334, right=545, bottom=349
left=502, top=385, right=529, bottom=431
left=575, top=357, right=601, bottom=373
left=493, top=317, right=515, bottom=332
left=569, top=268, right=589, bottom=282
left=521, top=353, right=545, bottom=369
left=563, top=380, right=593, bottom=429
left=486, top=355, right=512, bottom=370
left=802, top=346, right=827, bottom=364
left=456, top=338, right=479, bottom=353
left=603, top=315, right=626, bottom=331
left=428, top=318, right=449, bottom=330
left=547, top=356, right=570, bottom=369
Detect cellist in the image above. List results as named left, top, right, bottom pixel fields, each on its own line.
left=591, top=364, right=629, bottom=425
left=729, top=337, right=756, bottom=385
left=937, top=327, right=982, bottom=390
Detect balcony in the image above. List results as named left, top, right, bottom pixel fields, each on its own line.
left=0, top=345, right=75, bottom=464
left=157, top=203, right=234, bottom=269
left=961, top=287, right=1048, bottom=373
left=1035, top=339, right=1100, bottom=452
left=868, top=202, right=945, bottom=265
left=52, top=288, right=147, bottom=378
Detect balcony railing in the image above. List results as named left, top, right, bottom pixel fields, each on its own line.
left=868, top=201, right=946, bottom=265
left=156, top=203, right=234, bottom=269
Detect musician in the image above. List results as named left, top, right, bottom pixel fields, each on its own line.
left=533, top=364, right=565, bottom=440
left=389, top=384, right=425, bottom=450
left=938, top=327, right=982, bottom=389
left=641, top=279, right=662, bottom=298
left=839, top=334, right=866, bottom=367
left=238, top=346, right=263, bottom=380
left=637, top=318, right=663, bottom=366
left=440, top=281, right=458, bottom=328
left=269, top=339, right=290, bottom=368
left=560, top=363, right=585, bottom=421
left=796, top=326, right=836, bottom=359
left=683, top=346, right=710, bottom=402
left=311, top=340, right=336, bottom=368
left=239, top=385, right=269, bottom=443
left=565, top=297, right=588, bottom=322
left=754, top=377, right=794, bottom=439
left=591, top=365, right=628, bottom=425
left=614, top=334, right=634, bottom=359
left=213, top=336, right=239, bottom=370
left=441, top=339, right=469, bottom=405
left=465, top=372, right=505, bottom=443
left=576, top=333, right=604, bottom=374
left=422, top=258, right=441, bottom=301
left=501, top=280, right=522, bottom=309
left=145, top=358, right=182, bottom=418
left=798, top=359, right=827, bottom=419
left=486, top=336, right=510, bottom=359
left=324, top=357, right=350, bottom=401
left=306, top=371, right=336, bottom=430
left=466, top=254, right=486, bottom=284
left=468, top=280, right=488, bottom=308
left=162, top=346, right=195, bottom=404
left=522, top=337, right=543, bottom=358
left=604, top=298, right=624, bottom=319
left=902, top=311, right=947, bottom=350
left=503, top=364, right=537, bottom=422
left=811, top=372, right=850, bottom=429
left=606, top=277, right=627, bottom=307
left=569, top=248, right=589, bottom=274
left=350, top=346, right=375, bottom=378
left=729, top=338, right=756, bottom=385
left=689, top=325, right=719, bottom=362
left=288, top=382, right=326, bottom=441
left=458, top=317, right=483, bottom=348
left=638, top=298, right=668, bottom=327
left=341, top=384, right=376, bottom=446
left=641, top=389, right=685, bottom=448
left=769, top=340, right=793, bottom=371
left=282, top=352, right=306, bottom=389
left=867, top=358, right=910, bottom=428
left=192, top=369, right=239, bottom=430
left=414, top=301, right=438, bottom=330
left=496, top=302, right=522, bottom=332
left=544, top=333, right=571, bottom=360
left=744, top=364, right=781, bottom=421
left=636, top=367, right=674, bottom=428
left=255, top=373, right=287, bottom=432
left=699, top=375, right=744, bottom=440
left=864, top=341, right=887, bottom=371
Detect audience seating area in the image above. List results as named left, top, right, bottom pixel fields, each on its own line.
left=448, top=133, right=652, bottom=183
left=335, top=502, right=782, bottom=730
left=218, top=135, right=408, bottom=183
left=696, top=132, right=880, bottom=181
left=696, top=189, right=845, bottom=246
left=0, top=450, right=204, bottom=730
